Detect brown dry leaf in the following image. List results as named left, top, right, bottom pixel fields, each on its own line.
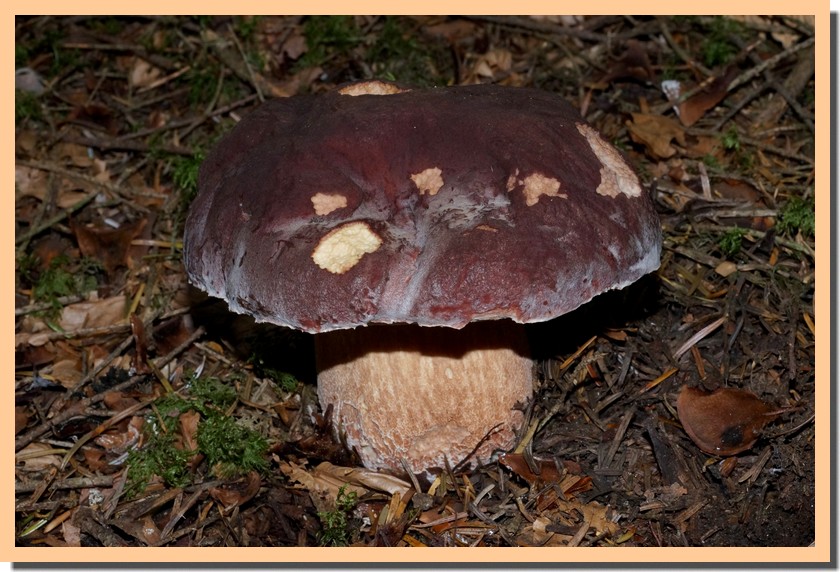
left=677, top=68, right=739, bottom=127
left=279, top=460, right=368, bottom=513
left=421, top=20, right=479, bottom=44
left=627, top=113, right=686, bottom=159
left=685, top=134, right=721, bottom=159
left=466, top=48, right=513, bottom=82
left=280, top=30, right=307, bottom=61
left=103, top=391, right=141, bottom=411
left=557, top=498, right=619, bottom=537
left=62, top=517, right=82, bottom=547
left=95, top=416, right=142, bottom=453
left=499, top=453, right=564, bottom=486
left=57, top=295, right=127, bottom=333
left=15, top=406, right=31, bottom=435
left=676, top=386, right=779, bottom=455
left=312, top=461, right=411, bottom=498
left=65, top=103, right=119, bottom=135
left=178, top=409, right=200, bottom=454
left=72, top=217, right=148, bottom=274
left=16, top=442, right=63, bottom=471
left=82, top=447, right=110, bottom=473
left=112, top=514, right=162, bottom=546
left=50, top=357, right=84, bottom=389
left=128, top=58, right=162, bottom=88
left=55, top=142, right=94, bottom=168
left=209, top=471, right=262, bottom=509
left=15, top=165, right=50, bottom=201
left=602, top=39, right=655, bottom=84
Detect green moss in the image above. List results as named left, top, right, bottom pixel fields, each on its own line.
left=297, top=16, right=362, bottom=70
left=125, top=371, right=269, bottom=495
left=171, top=151, right=204, bottom=201
left=777, top=196, right=815, bottom=237
left=30, top=255, right=102, bottom=319
left=700, top=16, right=744, bottom=68
left=233, top=16, right=261, bottom=43
left=718, top=227, right=746, bottom=257
left=197, top=414, right=268, bottom=478
left=189, top=375, right=238, bottom=410
left=721, top=126, right=740, bottom=151
left=15, top=90, right=42, bottom=125
left=318, top=485, right=359, bottom=546
left=125, top=430, right=193, bottom=497
left=248, top=354, right=300, bottom=393
left=367, top=18, right=447, bottom=86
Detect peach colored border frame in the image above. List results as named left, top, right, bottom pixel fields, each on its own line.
left=5, top=1, right=832, bottom=565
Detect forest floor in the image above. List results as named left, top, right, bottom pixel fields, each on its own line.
left=15, top=15, right=816, bottom=549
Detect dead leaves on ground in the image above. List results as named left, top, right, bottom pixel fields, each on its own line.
left=676, top=386, right=787, bottom=456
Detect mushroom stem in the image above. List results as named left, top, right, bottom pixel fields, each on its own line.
left=315, top=320, right=534, bottom=477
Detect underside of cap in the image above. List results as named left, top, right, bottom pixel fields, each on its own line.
left=184, top=82, right=662, bottom=333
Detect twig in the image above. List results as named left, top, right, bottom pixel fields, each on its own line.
left=726, top=37, right=815, bottom=94
left=60, top=134, right=194, bottom=157
left=599, top=410, right=634, bottom=470
left=15, top=326, right=205, bottom=452
left=15, top=475, right=115, bottom=495
left=673, top=316, right=727, bottom=361
left=15, top=294, right=85, bottom=316
left=14, top=189, right=100, bottom=247
left=228, top=23, right=264, bottom=102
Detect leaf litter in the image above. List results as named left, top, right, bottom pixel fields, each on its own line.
left=15, top=15, right=816, bottom=548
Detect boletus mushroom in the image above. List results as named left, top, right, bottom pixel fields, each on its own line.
left=183, top=80, right=661, bottom=478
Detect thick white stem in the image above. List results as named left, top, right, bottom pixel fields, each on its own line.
left=315, top=321, right=533, bottom=477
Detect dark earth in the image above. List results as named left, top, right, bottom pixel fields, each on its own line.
left=15, top=15, right=816, bottom=548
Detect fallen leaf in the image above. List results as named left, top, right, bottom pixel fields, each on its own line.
left=15, top=406, right=30, bottom=435
left=15, top=165, right=50, bottom=201
left=16, top=442, right=63, bottom=471
left=499, top=453, right=564, bottom=486
left=95, top=416, right=143, bottom=453
left=715, top=261, right=738, bottom=277
left=50, top=357, right=84, bottom=389
left=677, top=67, right=740, bottom=127
left=58, top=295, right=127, bottom=333
left=62, top=517, right=82, bottom=547
left=311, top=461, right=411, bottom=498
left=209, top=471, right=262, bottom=509
left=179, top=410, right=201, bottom=455
left=280, top=31, right=307, bottom=61
left=422, top=19, right=479, bottom=45
left=676, top=386, right=780, bottom=455
left=602, top=39, right=655, bottom=84
left=129, top=58, right=162, bottom=88
left=71, top=217, right=148, bottom=274
left=626, top=113, right=686, bottom=159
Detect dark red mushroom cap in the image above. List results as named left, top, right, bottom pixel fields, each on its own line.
left=184, top=81, right=661, bottom=333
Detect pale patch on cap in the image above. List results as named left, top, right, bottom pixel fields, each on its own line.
left=520, top=173, right=566, bottom=206
left=338, top=80, right=408, bottom=96
left=312, top=221, right=383, bottom=274
left=410, top=167, right=444, bottom=196
left=311, top=192, right=348, bottom=216
left=576, top=123, right=642, bottom=198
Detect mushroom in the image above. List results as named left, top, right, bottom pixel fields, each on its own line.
left=183, top=80, right=661, bottom=478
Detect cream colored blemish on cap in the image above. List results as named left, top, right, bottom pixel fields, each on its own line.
left=575, top=123, right=642, bottom=198
left=311, top=192, right=348, bottom=216
left=338, top=80, right=408, bottom=96
left=475, top=224, right=498, bottom=232
left=312, top=221, right=383, bottom=274
left=411, top=167, right=444, bottom=196
left=521, top=173, right=566, bottom=206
